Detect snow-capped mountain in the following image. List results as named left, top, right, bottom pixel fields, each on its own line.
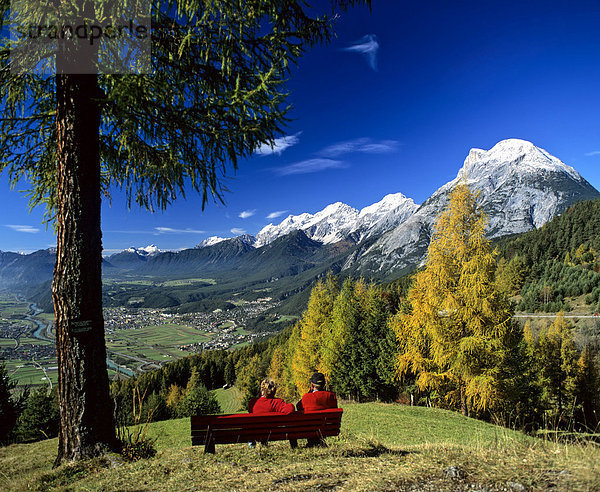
left=255, top=194, right=418, bottom=247
left=346, top=139, right=600, bottom=275
left=348, top=193, right=419, bottom=243
left=6, top=139, right=597, bottom=292
left=124, top=245, right=160, bottom=257
left=255, top=202, right=359, bottom=246
left=195, top=236, right=228, bottom=248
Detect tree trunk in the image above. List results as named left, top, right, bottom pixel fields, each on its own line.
left=53, top=70, right=117, bottom=465
left=460, top=381, right=467, bottom=417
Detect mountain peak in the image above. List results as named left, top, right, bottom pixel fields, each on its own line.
left=125, top=245, right=160, bottom=257
left=358, top=192, right=414, bottom=217
left=460, top=138, right=581, bottom=183
left=353, top=139, right=600, bottom=276
left=196, top=236, right=227, bottom=248
left=233, top=234, right=257, bottom=246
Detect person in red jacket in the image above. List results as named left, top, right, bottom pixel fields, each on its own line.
left=296, top=372, right=337, bottom=447
left=296, top=372, right=337, bottom=413
left=247, top=378, right=294, bottom=448
left=248, top=378, right=294, bottom=414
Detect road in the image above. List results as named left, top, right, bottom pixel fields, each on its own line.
left=515, top=314, right=600, bottom=318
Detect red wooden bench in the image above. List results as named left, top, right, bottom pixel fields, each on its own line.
left=191, top=408, right=343, bottom=453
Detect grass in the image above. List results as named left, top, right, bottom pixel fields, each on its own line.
left=213, top=386, right=243, bottom=413
left=3, top=360, right=57, bottom=388
left=1, top=402, right=599, bottom=491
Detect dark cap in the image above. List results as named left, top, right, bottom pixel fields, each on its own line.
left=310, top=372, right=326, bottom=385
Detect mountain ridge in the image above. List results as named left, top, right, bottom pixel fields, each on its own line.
left=2, top=139, right=599, bottom=294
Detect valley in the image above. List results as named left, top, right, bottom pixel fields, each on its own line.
left=2, top=139, right=600, bottom=390
left=0, top=288, right=284, bottom=388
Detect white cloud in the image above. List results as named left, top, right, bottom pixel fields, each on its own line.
left=5, top=224, right=40, bottom=234
left=256, top=132, right=302, bottom=156
left=274, top=158, right=347, bottom=176
left=320, top=138, right=399, bottom=158
left=266, top=210, right=288, bottom=220
left=154, top=227, right=204, bottom=234
left=230, top=228, right=246, bottom=235
left=343, top=34, right=379, bottom=71
left=585, top=150, right=600, bottom=156
left=239, top=210, right=256, bottom=219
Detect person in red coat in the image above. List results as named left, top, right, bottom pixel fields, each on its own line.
left=296, top=372, right=337, bottom=413
left=296, top=372, right=337, bottom=447
left=248, top=378, right=294, bottom=414
left=247, top=378, right=294, bottom=447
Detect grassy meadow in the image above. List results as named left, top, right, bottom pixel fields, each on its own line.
left=1, top=402, right=598, bottom=491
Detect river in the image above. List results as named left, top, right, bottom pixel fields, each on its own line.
left=26, top=303, right=135, bottom=377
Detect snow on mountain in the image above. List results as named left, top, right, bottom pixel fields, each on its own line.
left=195, top=236, right=228, bottom=248
left=349, top=193, right=419, bottom=242
left=125, top=245, right=160, bottom=257
left=347, top=139, right=600, bottom=275
left=255, top=195, right=419, bottom=247
left=255, top=202, right=360, bottom=246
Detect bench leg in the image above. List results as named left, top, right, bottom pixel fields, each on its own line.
left=289, top=439, right=298, bottom=449
left=204, top=441, right=215, bottom=454
left=306, top=438, right=327, bottom=448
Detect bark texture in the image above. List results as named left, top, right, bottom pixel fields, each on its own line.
left=53, top=70, right=117, bottom=465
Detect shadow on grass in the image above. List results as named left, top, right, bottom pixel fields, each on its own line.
left=338, top=441, right=412, bottom=458
left=36, top=457, right=110, bottom=491
left=272, top=472, right=347, bottom=488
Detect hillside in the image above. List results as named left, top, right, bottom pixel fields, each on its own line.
left=1, top=403, right=598, bottom=491
left=495, top=198, right=600, bottom=312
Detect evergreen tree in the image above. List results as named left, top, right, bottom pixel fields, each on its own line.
left=393, top=183, right=517, bottom=416
left=495, top=254, right=529, bottom=296
left=267, top=345, right=295, bottom=402
left=176, top=368, right=220, bottom=417
left=364, top=285, right=398, bottom=401
left=224, top=360, right=236, bottom=387
left=0, top=363, right=19, bottom=443
left=0, top=0, right=368, bottom=462
left=572, top=344, right=600, bottom=431
left=327, top=277, right=362, bottom=398
left=235, top=353, right=262, bottom=409
left=15, top=387, right=59, bottom=442
left=533, top=313, right=579, bottom=427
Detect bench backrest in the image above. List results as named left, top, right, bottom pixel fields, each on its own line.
left=191, top=408, right=343, bottom=446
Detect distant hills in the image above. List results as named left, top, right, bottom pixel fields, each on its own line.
left=2, top=139, right=599, bottom=312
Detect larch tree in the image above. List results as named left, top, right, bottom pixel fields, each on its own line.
left=393, top=183, right=516, bottom=416
left=289, top=274, right=338, bottom=393
left=573, top=344, right=599, bottom=430
left=0, top=0, right=369, bottom=463
left=534, top=312, right=579, bottom=425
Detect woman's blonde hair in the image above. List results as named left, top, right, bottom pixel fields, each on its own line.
left=260, top=378, right=277, bottom=398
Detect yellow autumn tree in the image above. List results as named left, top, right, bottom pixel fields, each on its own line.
left=534, top=312, right=579, bottom=423
left=288, top=274, right=339, bottom=394
left=267, top=345, right=296, bottom=402
left=392, top=183, right=515, bottom=415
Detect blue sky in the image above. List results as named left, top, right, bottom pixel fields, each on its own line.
left=3, top=0, right=600, bottom=254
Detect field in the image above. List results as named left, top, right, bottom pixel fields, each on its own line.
left=2, top=359, right=56, bottom=388
left=103, top=277, right=216, bottom=288
left=213, top=386, right=244, bottom=413
left=0, top=293, right=262, bottom=387
left=1, top=402, right=598, bottom=491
